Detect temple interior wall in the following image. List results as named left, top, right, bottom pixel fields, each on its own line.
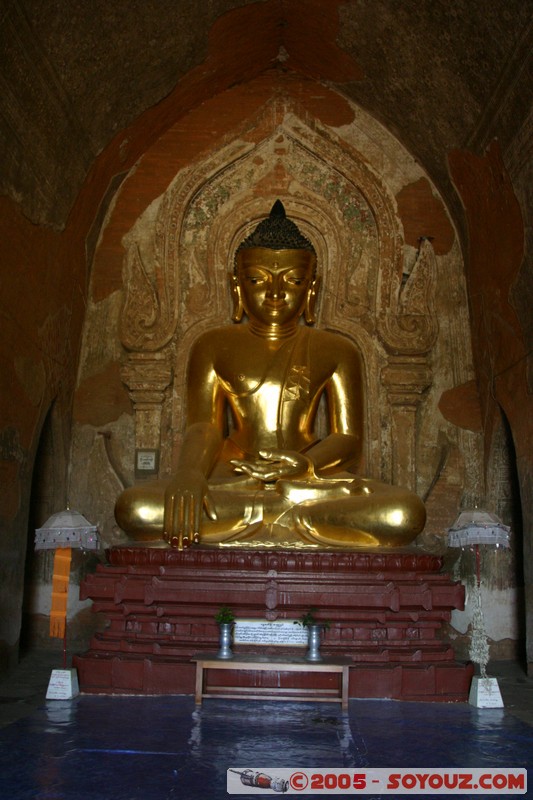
left=1, top=66, right=530, bottom=672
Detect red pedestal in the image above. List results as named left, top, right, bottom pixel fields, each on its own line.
left=74, top=547, right=473, bottom=701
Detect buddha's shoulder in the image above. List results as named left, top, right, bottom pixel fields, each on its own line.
left=192, top=324, right=245, bottom=349
left=307, top=329, right=362, bottom=372
left=309, top=327, right=360, bottom=355
left=193, top=325, right=360, bottom=352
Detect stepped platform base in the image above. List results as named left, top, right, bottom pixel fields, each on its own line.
left=74, top=546, right=474, bottom=702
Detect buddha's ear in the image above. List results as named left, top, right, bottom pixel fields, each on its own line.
left=229, top=272, right=244, bottom=322
left=304, top=276, right=321, bottom=324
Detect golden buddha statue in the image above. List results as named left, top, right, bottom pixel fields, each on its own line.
left=115, top=201, right=426, bottom=550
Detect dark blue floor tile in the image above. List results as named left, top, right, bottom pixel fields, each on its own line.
left=0, top=696, right=531, bottom=800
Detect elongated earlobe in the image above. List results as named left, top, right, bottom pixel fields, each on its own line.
left=229, top=273, right=244, bottom=322
left=304, top=277, right=320, bottom=324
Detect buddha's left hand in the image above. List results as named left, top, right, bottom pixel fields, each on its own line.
left=230, top=449, right=315, bottom=483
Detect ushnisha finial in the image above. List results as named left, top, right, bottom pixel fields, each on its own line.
left=237, top=200, right=316, bottom=254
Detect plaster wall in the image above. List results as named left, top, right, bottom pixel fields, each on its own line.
left=0, top=197, right=85, bottom=668
left=449, top=142, right=531, bottom=664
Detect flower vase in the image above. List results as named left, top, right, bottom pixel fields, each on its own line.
left=217, top=622, right=234, bottom=659
left=305, top=624, right=323, bottom=662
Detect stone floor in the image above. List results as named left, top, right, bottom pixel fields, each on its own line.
left=0, top=650, right=531, bottom=799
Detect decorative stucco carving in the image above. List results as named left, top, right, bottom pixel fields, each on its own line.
left=377, top=238, right=438, bottom=355
left=381, top=356, right=433, bottom=490
left=120, top=351, right=173, bottom=450
left=119, top=244, right=163, bottom=352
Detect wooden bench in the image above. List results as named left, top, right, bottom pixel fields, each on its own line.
left=192, top=653, right=350, bottom=709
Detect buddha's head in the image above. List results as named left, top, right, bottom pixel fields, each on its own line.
left=231, top=201, right=320, bottom=330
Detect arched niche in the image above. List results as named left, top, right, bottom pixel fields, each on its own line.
left=119, top=99, right=438, bottom=486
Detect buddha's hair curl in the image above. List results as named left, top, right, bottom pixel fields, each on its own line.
left=236, top=200, right=316, bottom=256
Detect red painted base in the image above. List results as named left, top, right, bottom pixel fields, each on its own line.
left=74, top=546, right=473, bottom=701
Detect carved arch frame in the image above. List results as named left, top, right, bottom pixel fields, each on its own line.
left=119, top=99, right=438, bottom=487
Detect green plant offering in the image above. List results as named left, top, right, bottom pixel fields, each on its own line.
left=214, top=606, right=235, bottom=624
left=294, top=607, right=330, bottom=629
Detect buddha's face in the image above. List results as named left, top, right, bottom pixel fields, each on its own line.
left=234, top=247, right=317, bottom=330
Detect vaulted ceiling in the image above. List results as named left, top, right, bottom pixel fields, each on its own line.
left=2, top=0, right=531, bottom=235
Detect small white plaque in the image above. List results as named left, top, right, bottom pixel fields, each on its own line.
left=469, top=676, right=504, bottom=708
left=46, top=668, right=80, bottom=700
left=234, top=619, right=308, bottom=647
left=137, top=451, right=156, bottom=470
left=135, top=449, right=160, bottom=478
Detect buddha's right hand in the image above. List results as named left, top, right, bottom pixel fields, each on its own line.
left=163, top=469, right=217, bottom=550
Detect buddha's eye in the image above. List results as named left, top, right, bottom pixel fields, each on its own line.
left=287, top=275, right=305, bottom=286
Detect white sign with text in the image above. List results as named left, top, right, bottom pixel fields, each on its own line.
left=234, top=619, right=307, bottom=647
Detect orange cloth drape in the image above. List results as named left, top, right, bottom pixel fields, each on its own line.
left=49, top=547, right=72, bottom=639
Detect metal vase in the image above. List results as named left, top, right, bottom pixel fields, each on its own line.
left=217, top=622, right=234, bottom=659
left=305, top=624, right=323, bottom=662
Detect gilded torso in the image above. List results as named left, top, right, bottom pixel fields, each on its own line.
left=194, top=325, right=345, bottom=458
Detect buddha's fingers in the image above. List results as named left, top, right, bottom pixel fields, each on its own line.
left=260, top=449, right=314, bottom=479
left=177, top=493, right=191, bottom=550
left=204, top=492, right=218, bottom=522
left=163, top=492, right=175, bottom=545
left=189, top=490, right=203, bottom=544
